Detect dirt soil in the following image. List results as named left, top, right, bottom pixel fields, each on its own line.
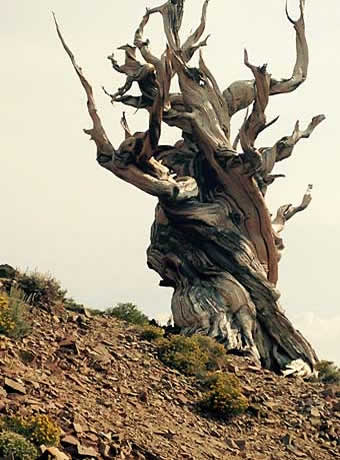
left=0, top=306, right=339, bottom=459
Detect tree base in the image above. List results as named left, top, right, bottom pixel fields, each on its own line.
left=148, top=199, right=318, bottom=378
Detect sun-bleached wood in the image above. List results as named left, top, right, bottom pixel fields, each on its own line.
left=54, top=0, right=324, bottom=376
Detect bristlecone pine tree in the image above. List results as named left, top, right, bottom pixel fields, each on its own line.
left=54, top=0, right=325, bottom=376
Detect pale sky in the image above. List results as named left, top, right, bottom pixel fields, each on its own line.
left=2, top=1, right=339, bottom=364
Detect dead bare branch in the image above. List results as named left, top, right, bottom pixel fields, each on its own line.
left=224, top=0, right=309, bottom=116
left=134, top=14, right=162, bottom=68
left=260, top=115, right=325, bottom=179
left=239, top=50, right=271, bottom=154
left=53, top=13, right=114, bottom=157
left=54, top=13, right=198, bottom=201
left=181, top=0, right=210, bottom=62
left=271, top=0, right=308, bottom=94
left=146, top=0, right=185, bottom=49
left=120, top=112, right=132, bottom=139
left=272, top=184, right=312, bottom=237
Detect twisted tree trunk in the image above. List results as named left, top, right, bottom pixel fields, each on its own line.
left=54, top=0, right=324, bottom=376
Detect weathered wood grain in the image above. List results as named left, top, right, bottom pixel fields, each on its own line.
left=54, top=0, right=325, bottom=377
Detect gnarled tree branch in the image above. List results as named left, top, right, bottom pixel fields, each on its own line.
left=54, top=13, right=197, bottom=202
left=270, top=0, right=308, bottom=94
left=170, top=49, right=233, bottom=168
left=223, top=0, right=308, bottom=117
left=112, top=2, right=212, bottom=135
left=260, top=115, right=326, bottom=178
left=146, top=0, right=185, bottom=49
left=106, top=46, right=158, bottom=104
left=53, top=13, right=114, bottom=157
left=239, top=50, right=271, bottom=154
left=134, top=14, right=162, bottom=68
left=272, top=185, right=313, bottom=255
left=181, top=0, right=210, bottom=62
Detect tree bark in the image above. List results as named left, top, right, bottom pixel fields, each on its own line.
left=54, top=0, right=324, bottom=377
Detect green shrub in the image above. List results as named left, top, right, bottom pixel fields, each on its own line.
left=0, top=290, right=31, bottom=339
left=139, top=325, right=164, bottom=341
left=64, top=297, right=85, bottom=313
left=64, top=298, right=104, bottom=317
left=0, top=264, right=17, bottom=280
left=199, top=372, right=248, bottom=417
left=0, top=264, right=17, bottom=294
left=0, top=416, right=31, bottom=438
left=107, top=303, right=149, bottom=325
left=157, top=335, right=228, bottom=376
left=1, top=414, right=61, bottom=447
left=29, top=414, right=61, bottom=447
left=0, top=431, right=38, bottom=460
left=316, top=361, right=340, bottom=384
left=0, top=294, right=16, bottom=336
left=193, top=335, right=228, bottom=371
left=90, top=308, right=105, bottom=316
left=17, top=271, right=66, bottom=308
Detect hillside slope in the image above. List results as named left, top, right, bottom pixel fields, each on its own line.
left=0, top=306, right=339, bottom=459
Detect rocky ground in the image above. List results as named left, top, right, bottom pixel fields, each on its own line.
left=0, top=305, right=339, bottom=459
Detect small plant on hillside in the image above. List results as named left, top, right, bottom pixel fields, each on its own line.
left=157, top=335, right=228, bottom=376
left=64, top=297, right=85, bottom=313
left=0, top=264, right=17, bottom=294
left=65, top=298, right=104, bottom=316
left=17, top=271, right=66, bottom=308
left=29, top=414, right=61, bottom=447
left=1, top=414, right=61, bottom=447
left=0, top=290, right=31, bottom=339
left=193, top=335, right=228, bottom=371
left=316, top=360, right=340, bottom=384
left=157, top=335, right=208, bottom=376
left=0, top=416, right=30, bottom=438
left=107, top=303, right=149, bottom=325
left=0, top=295, right=15, bottom=337
left=199, top=372, right=248, bottom=418
left=139, top=325, right=164, bottom=341
left=0, top=431, right=38, bottom=460
left=0, top=264, right=17, bottom=280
